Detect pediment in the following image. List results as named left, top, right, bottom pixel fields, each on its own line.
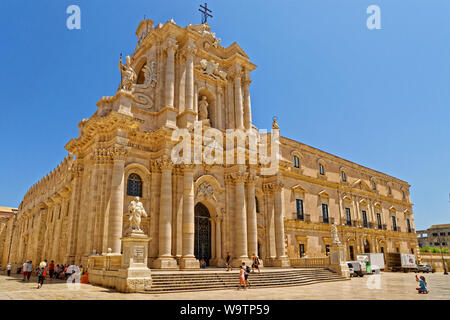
left=351, top=179, right=372, bottom=192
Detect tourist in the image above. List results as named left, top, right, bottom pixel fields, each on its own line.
left=200, top=258, right=206, bottom=269
left=27, top=261, right=33, bottom=281
left=7, top=263, right=11, bottom=276
left=22, top=261, right=28, bottom=281
left=55, top=264, right=61, bottom=279
left=251, top=254, right=261, bottom=273
left=226, top=252, right=232, bottom=271
left=416, top=275, right=429, bottom=294
left=245, top=264, right=251, bottom=287
left=48, top=260, right=55, bottom=280
left=238, top=262, right=247, bottom=290
left=36, top=265, right=46, bottom=289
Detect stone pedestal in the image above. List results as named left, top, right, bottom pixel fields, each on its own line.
left=117, top=231, right=153, bottom=292
left=153, top=257, right=178, bottom=269
left=329, top=244, right=350, bottom=279
left=269, top=257, right=291, bottom=268
left=112, top=90, right=134, bottom=116
left=231, top=258, right=253, bottom=268
left=180, top=257, right=200, bottom=269
left=156, top=106, right=178, bottom=129
left=177, top=110, right=197, bottom=129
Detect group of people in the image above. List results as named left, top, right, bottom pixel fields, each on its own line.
left=224, top=252, right=261, bottom=290
left=3, top=259, right=87, bottom=289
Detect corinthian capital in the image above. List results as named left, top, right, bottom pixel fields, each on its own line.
left=231, top=172, right=248, bottom=184
left=164, top=35, right=178, bottom=53
left=159, top=158, right=174, bottom=171
left=246, top=174, right=259, bottom=185
left=185, top=39, right=196, bottom=56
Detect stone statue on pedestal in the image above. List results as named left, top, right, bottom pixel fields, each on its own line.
left=127, top=197, right=147, bottom=233
left=119, top=55, right=137, bottom=92
left=198, top=96, right=209, bottom=120
left=331, top=223, right=341, bottom=245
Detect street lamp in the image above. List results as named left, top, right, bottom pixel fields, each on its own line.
left=434, top=234, right=448, bottom=275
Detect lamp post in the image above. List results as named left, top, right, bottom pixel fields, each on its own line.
left=434, top=234, right=448, bottom=275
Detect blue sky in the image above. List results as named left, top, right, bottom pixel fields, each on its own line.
left=0, top=0, right=449, bottom=230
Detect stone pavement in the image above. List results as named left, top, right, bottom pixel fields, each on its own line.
left=0, top=272, right=449, bottom=300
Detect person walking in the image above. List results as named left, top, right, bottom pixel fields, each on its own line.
left=238, top=262, right=247, bottom=290
left=226, top=252, right=232, bottom=271
left=245, top=264, right=251, bottom=287
left=48, top=260, right=55, bottom=280
left=7, top=263, right=11, bottom=276
left=27, top=261, right=33, bottom=281
left=22, top=261, right=28, bottom=281
left=251, top=254, right=261, bottom=273
left=36, top=265, right=46, bottom=289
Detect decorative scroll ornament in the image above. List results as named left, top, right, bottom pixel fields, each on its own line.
left=199, top=59, right=227, bottom=80
left=127, top=197, right=148, bottom=233
left=196, top=182, right=216, bottom=201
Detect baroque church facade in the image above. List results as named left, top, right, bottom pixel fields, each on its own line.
left=0, top=20, right=419, bottom=270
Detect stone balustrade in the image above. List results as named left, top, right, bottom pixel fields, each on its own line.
left=289, top=257, right=331, bottom=268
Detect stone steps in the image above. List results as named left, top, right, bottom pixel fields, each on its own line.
left=145, top=268, right=348, bottom=294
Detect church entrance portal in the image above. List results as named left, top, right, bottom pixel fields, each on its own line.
left=194, top=203, right=212, bottom=265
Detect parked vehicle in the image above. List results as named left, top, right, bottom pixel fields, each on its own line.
left=415, top=264, right=434, bottom=273
left=358, top=253, right=385, bottom=271
left=385, top=253, right=417, bottom=272
left=347, top=261, right=364, bottom=277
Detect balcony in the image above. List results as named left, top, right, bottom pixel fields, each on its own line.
left=304, top=214, right=311, bottom=223
left=319, top=216, right=334, bottom=224
left=382, top=224, right=387, bottom=230
left=294, top=213, right=311, bottom=223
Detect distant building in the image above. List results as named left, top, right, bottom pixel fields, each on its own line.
left=0, top=207, right=17, bottom=219
left=417, top=224, right=450, bottom=249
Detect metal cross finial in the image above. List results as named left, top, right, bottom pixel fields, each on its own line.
left=199, top=2, right=213, bottom=24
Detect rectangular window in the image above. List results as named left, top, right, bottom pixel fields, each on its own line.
left=411, top=248, right=414, bottom=254
left=325, top=245, right=330, bottom=256
left=296, top=199, right=304, bottom=220
left=432, top=233, right=438, bottom=236
left=345, top=208, right=351, bottom=226
left=440, top=232, right=445, bottom=236
left=319, top=164, right=324, bottom=175
left=407, top=219, right=412, bottom=233
left=362, top=211, right=368, bottom=228
left=392, top=216, right=397, bottom=231
left=322, top=204, right=329, bottom=223
left=377, top=213, right=382, bottom=229
left=299, top=244, right=305, bottom=258
left=341, top=171, right=347, bottom=182
left=293, top=156, right=300, bottom=168
left=380, top=247, right=384, bottom=254
left=349, top=246, right=355, bottom=260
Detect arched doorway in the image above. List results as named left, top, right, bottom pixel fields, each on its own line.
left=194, top=203, right=212, bottom=265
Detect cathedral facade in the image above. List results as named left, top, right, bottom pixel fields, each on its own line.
left=0, top=20, right=418, bottom=270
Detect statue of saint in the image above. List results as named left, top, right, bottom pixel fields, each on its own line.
left=127, top=197, right=148, bottom=232
left=198, top=96, right=209, bottom=120
left=119, top=55, right=137, bottom=92
left=331, top=223, right=341, bottom=245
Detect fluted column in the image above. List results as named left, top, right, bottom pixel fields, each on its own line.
left=273, top=182, right=287, bottom=259
left=180, top=165, right=199, bottom=269
left=243, top=72, right=252, bottom=130
left=246, top=175, right=258, bottom=257
left=217, top=87, right=224, bottom=130
left=164, top=36, right=178, bottom=108
left=233, top=64, right=244, bottom=130
left=155, top=159, right=177, bottom=269
left=215, top=217, right=222, bottom=261
left=226, top=81, right=235, bottom=129
left=233, top=172, right=248, bottom=259
left=211, top=217, right=216, bottom=260
left=107, top=149, right=127, bottom=254
left=185, top=40, right=196, bottom=112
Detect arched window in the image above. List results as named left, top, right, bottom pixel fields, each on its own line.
left=319, top=163, right=325, bottom=175
left=136, top=62, right=147, bottom=85
left=341, top=171, right=347, bottom=182
left=127, top=173, right=143, bottom=197
left=372, top=181, right=377, bottom=190
left=293, top=156, right=300, bottom=168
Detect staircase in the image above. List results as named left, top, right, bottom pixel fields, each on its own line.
left=146, top=268, right=348, bottom=294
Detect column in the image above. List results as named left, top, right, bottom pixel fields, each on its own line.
left=274, top=183, right=288, bottom=260
left=107, top=151, right=126, bottom=254
left=233, top=64, right=244, bottom=130
left=226, top=81, right=235, bottom=129
left=243, top=73, right=252, bottom=130
left=164, top=36, right=178, bottom=108
left=180, top=165, right=199, bottom=269
left=155, top=160, right=177, bottom=268
left=185, top=40, right=195, bottom=112
left=216, top=217, right=222, bottom=261
left=234, top=172, right=248, bottom=260
left=211, top=217, right=216, bottom=260
left=217, top=87, right=224, bottom=130
left=246, top=175, right=258, bottom=257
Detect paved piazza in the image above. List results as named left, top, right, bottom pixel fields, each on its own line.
left=0, top=272, right=448, bottom=300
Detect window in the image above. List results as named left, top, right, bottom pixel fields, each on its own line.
left=388, top=186, right=392, bottom=195
left=341, top=171, right=347, bottom=182
left=345, top=208, right=351, bottom=226
left=380, top=247, right=384, bottom=254
left=255, top=197, right=260, bottom=213
left=299, top=244, right=305, bottom=258
left=127, top=173, right=143, bottom=197
left=362, top=211, right=368, bottom=228
left=325, top=245, right=330, bottom=256
left=377, top=213, right=382, bottom=229
left=349, top=246, right=355, bottom=260
left=293, top=156, right=300, bottom=168
left=448, top=232, right=450, bottom=236
left=396, top=247, right=400, bottom=253
left=440, top=232, right=445, bottom=236
left=411, top=248, right=414, bottom=254
left=322, top=204, right=329, bottom=223
left=392, top=216, right=397, bottom=231
left=372, top=181, right=376, bottom=190
left=432, top=233, right=438, bottom=236
left=407, top=219, right=412, bottom=233
left=319, top=164, right=325, bottom=175
left=296, top=199, right=304, bottom=221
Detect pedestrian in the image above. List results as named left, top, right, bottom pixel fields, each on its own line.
left=416, top=275, right=429, bottom=294
left=49, top=260, right=55, bottom=280
left=27, top=261, right=33, bottom=281
left=22, top=261, right=28, bottom=281
left=238, top=262, right=247, bottom=290
left=226, top=252, right=232, bottom=271
left=200, top=258, right=206, bottom=269
left=251, top=253, right=261, bottom=273
left=36, top=265, right=46, bottom=289
left=245, top=263, right=251, bottom=287
left=7, top=263, right=11, bottom=276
